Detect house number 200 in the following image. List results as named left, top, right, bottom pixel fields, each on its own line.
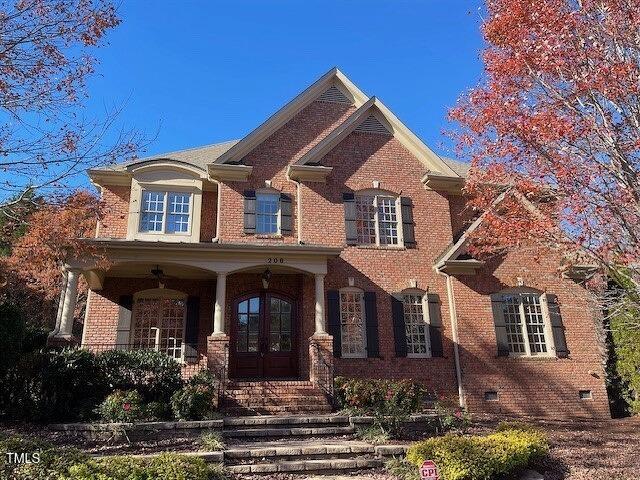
left=267, top=257, right=285, bottom=264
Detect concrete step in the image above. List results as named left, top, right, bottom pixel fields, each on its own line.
left=227, top=456, right=383, bottom=474
left=223, top=425, right=355, bottom=438
left=222, top=404, right=333, bottom=416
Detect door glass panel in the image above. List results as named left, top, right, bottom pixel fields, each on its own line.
left=269, top=297, right=292, bottom=352
left=236, top=297, right=260, bottom=353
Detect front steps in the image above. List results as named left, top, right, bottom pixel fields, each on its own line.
left=222, top=414, right=407, bottom=475
left=222, top=380, right=333, bottom=415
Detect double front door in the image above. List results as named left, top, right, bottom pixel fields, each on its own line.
left=230, top=292, right=297, bottom=378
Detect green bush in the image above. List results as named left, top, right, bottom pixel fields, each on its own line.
left=334, top=377, right=430, bottom=437
left=385, top=457, right=420, bottom=480
left=1, top=435, right=228, bottom=479
left=171, top=370, right=218, bottom=421
left=199, top=432, right=226, bottom=451
left=406, top=425, right=549, bottom=480
left=98, top=390, right=146, bottom=423
left=334, top=377, right=429, bottom=414
left=97, top=349, right=184, bottom=404
left=1, top=348, right=107, bottom=422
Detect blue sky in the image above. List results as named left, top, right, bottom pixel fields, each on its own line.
left=86, top=0, right=485, bottom=162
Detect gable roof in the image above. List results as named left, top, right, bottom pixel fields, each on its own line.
left=213, top=67, right=369, bottom=165
left=294, top=96, right=461, bottom=177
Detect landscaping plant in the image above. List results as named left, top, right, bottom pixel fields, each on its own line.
left=97, top=390, right=146, bottom=423
left=405, top=423, right=549, bottom=480
left=199, top=432, right=226, bottom=451
left=171, top=370, right=218, bottom=421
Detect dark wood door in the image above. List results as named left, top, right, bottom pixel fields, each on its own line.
left=230, top=292, right=297, bottom=379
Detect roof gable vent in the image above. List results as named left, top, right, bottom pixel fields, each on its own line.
left=316, top=85, right=352, bottom=104
left=354, top=115, right=392, bottom=135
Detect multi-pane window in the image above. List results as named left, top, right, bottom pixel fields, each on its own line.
left=237, top=297, right=260, bottom=353
left=139, top=190, right=191, bottom=234
left=256, top=193, right=279, bottom=234
left=131, top=298, right=186, bottom=360
left=403, top=294, right=429, bottom=356
left=503, top=293, right=549, bottom=356
left=269, top=297, right=292, bottom=352
left=355, top=194, right=399, bottom=246
left=339, top=289, right=366, bottom=357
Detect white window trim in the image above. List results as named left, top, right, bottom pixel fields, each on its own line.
left=339, top=286, right=368, bottom=359
left=130, top=288, right=188, bottom=362
left=126, top=171, right=204, bottom=243
left=502, top=290, right=555, bottom=358
left=139, top=190, right=193, bottom=236
left=255, top=190, right=281, bottom=235
left=401, top=290, right=432, bottom=358
left=355, top=190, right=404, bottom=248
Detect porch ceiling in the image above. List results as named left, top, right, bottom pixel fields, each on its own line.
left=106, top=262, right=217, bottom=279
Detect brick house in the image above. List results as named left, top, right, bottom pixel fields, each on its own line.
left=50, top=68, right=610, bottom=418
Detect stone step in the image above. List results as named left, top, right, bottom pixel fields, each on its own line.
left=227, top=456, right=383, bottom=474
left=228, top=380, right=314, bottom=387
left=222, top=405, right=333, bottom=416
left=223, top=414, right=349, bottom=427
left=223, top=425, right=355, bottom=438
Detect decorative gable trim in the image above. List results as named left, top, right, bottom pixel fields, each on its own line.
left=213, top=67, right=368, bottom=165
left=295, top=97, right=460, bottom=177
left=316, top=84, right=353, bottom=104
left=354, top=115, right=392, bottom=135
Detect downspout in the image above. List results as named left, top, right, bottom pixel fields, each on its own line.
left=212, top=181, right=222, bottom=243
left=439, top=270, right=466, bottom=409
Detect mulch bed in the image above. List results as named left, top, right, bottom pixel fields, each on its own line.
left=3, top=416, right=640, bottom=479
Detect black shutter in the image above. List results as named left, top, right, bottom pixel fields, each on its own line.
left=115, top=295, right=133, bottom=348
left=491, top=294, right=510, bottom=357
left=243, top=190, right=256, bottom=234
left=327, top=290, right=342, bottom=357
left=427, top=293, right=444, bottom=357
left=184, top=296, right=200, bottom=362
left=364, top=291, right=379, bottom=358
left=391, top=295, right=407, bottom=357
left=546, top=293, right=569, bottom=358
left=343, top=192, right=358, bottom=245
left=280, top=193, right=293, bottom=235
left=400, top=197, right=416, bottom=248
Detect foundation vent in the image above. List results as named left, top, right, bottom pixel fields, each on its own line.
left=316, top=85, right=352, bottom=104
left=579, top=390, right=592, bottom=400
left=484, top=390, right=499, bottom=401
left=355, top=115, right=392, bottom=135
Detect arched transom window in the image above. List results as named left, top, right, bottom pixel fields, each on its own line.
left=131, top=290, right=187, bottom=360
left=355, top=193, right=400, bottom=246
left=402, top=291, right=431, bottom=357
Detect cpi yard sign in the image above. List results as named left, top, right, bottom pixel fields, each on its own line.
left=420, top=460, right=439, bottom=480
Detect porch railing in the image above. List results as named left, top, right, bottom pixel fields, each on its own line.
left=81, top=343, right=208, bottom=378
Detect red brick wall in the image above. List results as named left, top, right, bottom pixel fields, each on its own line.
left=97, top=185, right=130, bottom=238
left=200, top=190, right=218, bottom=241
left=218, top=100, right=355, bottom=245
left=453, top=248, right=610, bottom=418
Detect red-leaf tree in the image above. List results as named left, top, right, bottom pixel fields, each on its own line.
left=0, top=0, right=141, bottom=214
left=450, top=0, right=640, bottom=289
left=0, top=190, right=103, bottom=326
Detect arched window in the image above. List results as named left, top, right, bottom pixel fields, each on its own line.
left=493, top=289, right=553, bottom=357
left=131, top=289, right=187, bottom=360
left=400, top=289, right=431, bottom=357
left=339, top=287, right=367, bottom=358
left=354, top=191, right=401, bottom=246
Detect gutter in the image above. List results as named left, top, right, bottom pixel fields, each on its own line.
left=439, top=270, right=466, bottom=410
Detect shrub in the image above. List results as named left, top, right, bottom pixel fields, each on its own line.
left=434, top=399, right=471, bottom=433
left=97, top=349, right=184, bottom=404
left=1, top=348, right=107, bottom=422
left=171, top=370, right=218, bottom=421
left=200, top=432, right=226, bottom=451
left=334, top=377, right=430, bottom=437
left=406, top=425, right=549, bottom=480
left=98, top=390, right=146, bottom=423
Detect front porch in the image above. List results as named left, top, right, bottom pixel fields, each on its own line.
left=50, top=241, right=340, bottom=411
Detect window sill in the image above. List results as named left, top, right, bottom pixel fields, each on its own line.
left=255, top=234, right=284, bottom=239
left=499, top=355, right=559, bottom=361
left=352, top=244, right=407, bottom=251
left=407, top=354, right=433, bottom=359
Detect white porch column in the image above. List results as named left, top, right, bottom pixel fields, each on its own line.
left=57, top=269, right=80, bottom=337
left=213, top=272, right=227, bottom=334
left=50, top=269, right=69, bottom=337
left=314, top=273, right=326, bottom=334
